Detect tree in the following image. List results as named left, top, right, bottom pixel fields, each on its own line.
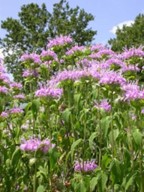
left=0, top=0, right=96, bottom=80
left=108, top=14, right=144, bottom=52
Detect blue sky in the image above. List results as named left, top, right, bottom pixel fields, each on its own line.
left=0, top=0, right=144, bottom=45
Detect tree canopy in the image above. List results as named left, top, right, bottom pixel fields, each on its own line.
left=0, top=0, right=96, bottom=80
left=108, top=14, right=144, bottom=52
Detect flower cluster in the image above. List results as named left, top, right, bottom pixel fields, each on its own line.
left=40, top=50, right=58, bottom=61
left=22, top=69, right=39, bottom=78
left=120, top=47, right=144, bottom=60
left=95, top=99, right=111, bottom=112
left=20, top=138, right=55, bottom=153
left=47, top=35, right=72, bottom=48
left=35, top=87, right=63, bottom=98
left=21, top=53, right=41, bottom=64
left=74, top=160, right=97, bottom=172
left=66, top=45, right=85, bottom=55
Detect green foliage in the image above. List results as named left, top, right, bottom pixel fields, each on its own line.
left=1, top=36, right=144, bottom=191
left=108, top=14, right=144, bottom=52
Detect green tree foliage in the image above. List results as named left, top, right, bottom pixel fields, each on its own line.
left=0, top=0, right=96, bottom=80
left=108, top=14, right=144, bottom=52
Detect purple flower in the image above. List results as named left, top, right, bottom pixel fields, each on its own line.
left=99, top=70, right=126, bottom=85
left=119, top=47, right=144, bottom=60
left=95, top=99, right=111, bottom=112
left=89, top=49, right=115, bottom=59
left=10, top=82, right=22, bottom=89
left=0, top=111, right=9, bottom=118
left=121, top=82, right=141, bottom=101
left=13, top=94, right=25, bottom=99
left=0, top=73, right=10, bottom=84
left=20, top=138, right=55, bottom=153
left=77, top=58, right=92, bottom=68
left=66, top=45, right=85, bottom=55
left=74, top=160, right=97, bottom=172
left=20, top=138, right=41, bottom=152
left=0, top=86, right=8, bottom=94
left=121, top=64, right=140, bottom=72
left=20, top=53, right=41, bottom=64
left=47, top=35, right=72, bottom=48
left=35, top=87, right=63, bottom=98
left=105, top=58, right=125, bottom=69
left=90, top=44, right=105, bottom=52
left=39, top=139, right=55, bottom=153
left=9, top=107, right=23, bottom=114
left=22, top=69, right=38, bottom=78
left=40, top=50, right=58, bottom=61
left=54, top=69, right=89, bottom=83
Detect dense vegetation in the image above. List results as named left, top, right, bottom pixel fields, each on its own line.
left=1, top=35, right=144, bottom=191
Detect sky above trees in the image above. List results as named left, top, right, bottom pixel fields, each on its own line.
left=0, top=0, right=144, bottom=44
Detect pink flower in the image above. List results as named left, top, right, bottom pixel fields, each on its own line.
left=10, top=82, right=22, bottom=89
left=20, top=138, right=41, bottom=152
left=47, top=35, right=72, bottom=48
left=0, top=111, right=9, bottom=118
left=95, top=99, right=111, bottom=112
left=0, top=86, right=8, bottom=94
left=9, top=107, right=23, bottom=114
left=40, top=50, right=58, bottom=61
left=66, top=45, right=85, bottom=55
left=13, top=94, right=25, bottom=99
left=35, top=87, right=63, bottom=98
left=20, top=53, right=41, bottom=63
left=20, top=138, right=55, bottom=153
left=74, top=160, right=97, bottom=172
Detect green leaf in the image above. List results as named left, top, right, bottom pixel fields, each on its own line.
left=11, top=148, right=21, bottom=167
left=101, top=154, right=112, bottom=169
left=101, top=171, right=108, bottom=191
left=100, top=116, right=111, bottom=138
left=62, top=108, right=71, bottom=123
left=89, top=132, right=97, bottom=150
left=90, top=176, right=100, bottom=191
left=110, top=159, right=122, bottom=183
left=36, top=185, right=45, bottom=192
left=132, top=129, right=142, bottom=146
left=71, top=139, right=82, bottom=159
left=125, top=174, right=136, bottom=190
left=74, top=93, right=81, bottom=105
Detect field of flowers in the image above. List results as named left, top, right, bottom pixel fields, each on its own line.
left=1, top=35, right=144, bottom=191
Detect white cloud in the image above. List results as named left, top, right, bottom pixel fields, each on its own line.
left=110, top=20, right=134, bottom=35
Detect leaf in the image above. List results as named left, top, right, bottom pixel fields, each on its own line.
left=36, top=185, right=45, bottom=192
left=132, top=129, right=142, bottom=146
left=90, top=176, right=100, bottom=191
left=62, top=108, right=71, bottom=123
left=11, top=148, right=21, bottom=167
left=32, top=99, right=40, bottom=119
left=74, top=93, right=81, bottom=105
left=71, top=139, right=82, bottom=159
left=89, top=132, right=97, bottom=150
left=100, top=116, right=111, bottom=138
left=101, top=154, right=112, bottom=169
left=110, top=159, right=122, bottom=183
left=100, top=171, right=108, bottom=191
left=125, top=174, right=136, bottom=191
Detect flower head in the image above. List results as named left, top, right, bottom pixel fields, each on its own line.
left=74, top=160, right=97, bottom=172
left=20, top=138, right=55, bottom=153
left=47, top=35, right=72, bottom=48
